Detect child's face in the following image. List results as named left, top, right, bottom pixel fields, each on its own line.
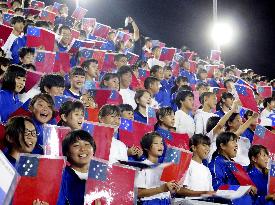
left=64, top=109, right=84, bottom=130
left=253, top=150, right=269, bottom=170
left=31, top=98, right=53, bottom=124
left=163, top=69, right=172, bottom=80
left=177, top=80, right=188, bottom=88
left=160, top=113, right=175, bottom=128
left=13, top=22, right=24, bottom=34
left=60, top=29, right=71, bottom=46
left=101, top=113, right=121, bottom=127
left=224, top=97, right=233, bottom=109
left=104, top=77, right=119, bottom=91
left=182, top=96, right=194, bottom=111
left=46, top=86, right=65, bottom=97
left=115, top=57, right=127, bottom=69
left=68, top=139, right=94, bottom=168
left=214, top=69, right=222, bottom=78
left=206, top=94, right=217, bottom=109
left=86, top=62, right=99, bottom=78
left=80, top=94, right=97, bottom=108
left=193, top=143, right=210, bottom=160
left=268, top=100, right=275, bottom=110
left=221, top=138, right=238, bottom=159
left=71, top=75, right=85, bottom=90
left=21, top=53, right=34, bottom=65
left=15, top=76, right=26, bottom=93
left=150, top=81, right=160, bottom=95
left=148, top=136, right=164, bottom=158
left=19, top=120, right=37, bottom=153
left=229, top=115, right=243, bottom=131
left=137, top=92, right=152, bottom=108
left=198, top=86, right=208, bottom=95
left=155, top=69, right=164, bottom=81
left=121, top=111, right=134, bottom=120
left=200, top=72, right=208, bottom=80
left=120, top=72, right=132, bottom=88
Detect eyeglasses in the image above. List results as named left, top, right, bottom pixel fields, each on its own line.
left=24, top=129, right=36, bottom=137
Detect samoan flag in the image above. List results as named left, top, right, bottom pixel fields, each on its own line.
left=183, top=51, right=193, bottom=60
left=147, top=106, right=157, bottom=125
left=160, top=146, right=192, bottom=183
left=30, top=0, right=45, bottom=9
left=126, top=52, right=139, bottom=66
left=84, top=158, right=136, bottom=205
left=82, top=18, right=96, bottom=32
left=93, top=40, right=105, bottom=49
left=53, top=52, right=70, bottom=73
left=159, top=47, right=176, bottom=62
left=92, top=50, right=106, bottom=71
left=257, top=86, right=273, bottom=98
left=92, top=23, right=111, bottom=39
left=234, top=84, right=259, bottom=113
left=138, top=68, right=150, bottom=83
left=35, top=51, right=55, bottom=73
left=170, top=61, right=180, bottom=76
left=227, top=161, right=255, bottom=186
left=210, top=49, right=221, bottom=62
left=115, top=30, right=131, bottom=43
left=0, top=24, right=13, bottom=46
left=119, top=118, right=154, bottom=148
left=40, top=10, right=56, bottom=24
left=68, top=39, right=95, bottom=54
left=204, top=64, right=219, bottom=78
left=52, top=2, right=63, bottom=14
left=25, top=70, right=43, bottom=92
left=253, top=125, right=275, bottom=156
left=23, top=8, right=41, bottom=16
left=82, top=122, right=114, bottom=161
left=157, top=129, right=189, bottom=150
left=54, top=95, right=74, bottom=110
left=78, top=48, right=94, bottom=65
left=71, top=6, right=88, bottom=21
left=268, top=162, right=275, bottom=194
left=239, top=107, right=248, bottom=119
left=235, top=78, right=254, bottom=89
left=13, top=155, right=65, bottom=205
left=3, top=13, right=13, bottom=26
left=108, top=90, right=123, bottom=105
left=102, top=53, right=116, bottom=72
left=189, top=60, right=198, bottom=73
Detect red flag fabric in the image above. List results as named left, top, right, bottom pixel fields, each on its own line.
left=85, top=108, right=100, bottom=122
left=34, top=50, right=56, bottom=73
left=234, top=84, right=259, bottom=113
left=147, top=106, right=157, bottom=125
left=43, top=125, right=71, bottom=156
left=82, top=18, right=96, bottom=33
left=53, top=52, right=70, bottom=73
left=115, top=30, right=131, bottom=43
left=88, top=89, right=122, bottom=108
left=227, top=161, right=255, bottom=186
left=183, top=51, right=193, bottom=60
left=159, top=47, right=176, bottom=61
left=30, top=0, right=45, bottom=9
left=204, top=64, right=219, bottom=78
left=170, top=61, right=180, bottom=76
left=93, top=40, right=105, bottom=49
left=102, top=52, right=116, bottom=72
left=210, top=49, right=221, bottom=62
left=189, top=60, right=197, bottom=73
left=210, top=87, right=227, bottom=102
left=0, top=24, right=13, bottom=45
left=0, top=124, right=5, bottom=150
left=25, top=70, right=43, bottom=92
left=84, top=158, right=136, bottom=205
left=67, top=39, right=95, bottom=54
left=69, top=29, right=80, bottom=45
left=160, top=146, right=192, bottom=183
left=268, top=162, right=275, bottom=194
left=26, top=26, right=55, bottom=51
left=92, top=23, right=111, bottom=39
left=39, top=10, right=56, bottom=24
left=71, top=6, right=88, bottom=21
left=130, top=74, right=143, bottom=90
left=257, top=86, right=272, bottom=98
left=92, top=50, right=106, bottom=71
left=119, top=118, right=154, bottom=148
left=126, top=52, right=139, bottom=66
left=82, top=122, right=114, bottom=161
left=13, top=155, right=65, bottom=205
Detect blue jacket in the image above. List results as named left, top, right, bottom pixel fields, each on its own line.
left=0, top=90, right=22, bottom=123
left=155, top=86, right=171, bottom=107
left=57, top=166, right=86, bottom=205
left=63, top=89, right=81, bottom=100
left=10, top=36, right=27, bottom=64
left=215, top=109, right=225, bottom=118
left=100, top=40, right=115, bottom=51
left=180, top=69, right=197, bottom=85
left=242, top=128, right=254, bottom=144
left=208, top=78, right=223, bottom=88
left=134, top=111, right=147, bottom=124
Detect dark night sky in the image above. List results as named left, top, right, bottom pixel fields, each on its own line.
left=67, top=0, right=275, bottom=78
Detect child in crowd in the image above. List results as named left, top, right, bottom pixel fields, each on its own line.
left=40, top=74, right=65, bottom=97
left=0, top=65, right=26, bottom=123
left=208, top=68, right=223, bottom=88
left=0, top=57, right=10, bottom=82
left=64, top=67, right=86, bottom=100
left=215, top=92, right=234, bottom=117
left=144, top=76, right=160, bottom=109
left=58, top=101, right=85, bottom=131
left=194, top=92, right=217, bottom=134
left=135, top=132, right=180, bottom=204
left=134, top=89, right=152, bottom=124
left=114, top=53, right=128, bottom=71
left=147, top=46, right=165, bottom=68
left=196, top=68, right=208, bottom=84
left=18, top=47, right=35, bottom=65
left=195, top=82, right=209, bottom=96
left=174, top=90, right=195, bottom=137
left=260, top=97, right=275, bottom=125
left=119, top=104, right=134, bottom=120
left=81, top=59, right=99, bottom=90
left=99, top=73, right=120, bottom=91
left=2, top=116, right=37, bottom=167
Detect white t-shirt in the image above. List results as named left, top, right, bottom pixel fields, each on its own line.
left=2, top=33, right=19, bottom=59
left=183, top=159, right=213, bottom=192
left=194, top=109, right=217, bottom=135
left=119, top=88, right=137, bottom=110
left=147, top=58, right=165, bottom=69
left=109, top=138, right=128, bottom=164
left=174, top=110, right=195, bottom=137
left=206, top=129, right=218, bottom=162
left=233, top=136, right=251, bottom=166
left=71, top=168, right=88, bottom=180
left=135, top=159, right=170, bottom=201
left=260, top=108, right=274, bottom=126
left=150, top=97, right=160, bottom=109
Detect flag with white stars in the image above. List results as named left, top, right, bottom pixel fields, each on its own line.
left=40, top=10, right=56, bottom=24
left=30, top=0, right=45, bottom=9
left=115, top=30, right=131, bottom=43
left=13, top=155, right=65, bottom=204
left=78, top=48, right=94, bottom=65
left=92, top=22, right=111, bottom=39
left=234, top=84, right=259, bottom=113
left=159, top=47, right=176, bottom=61
left=257, top=86, right=272, bottom=98
left=147, top=106, right=157, bottom=125
left=138, top=68, right=150, bottom=83
left=82, top=122, right=114, bottom=161
left=85, top=158, right=136, bottom=205
left=236, top=78, right=254, bottom=89
left=254, top=125, right=266, bottom=138
left=27, top=26, right=41, bottom=37
left=158, top=129, right=189, bottom=150
left=35, top=50, right=56, bottom=73
left=119, top=118, right=133, bottom=132
left=170, top=60, right=180, bottom=76
left=268, top=113, right=275, bottom=126
left=3, top=13, right=14, bottom=26
left=103, top=53, right=116, bottom=72
left=82, top=18, right=96, bottom=33
left=54, top=95, right=74, bottom=110
left=268, top=162, right=275, bottom=194
left=52, top=2, right=63, bottom=14
left=226, top=161, right=255, bottom=186
left=71, top=6, right=88, bottom=21
left=161, top=146, right=192, bottom=183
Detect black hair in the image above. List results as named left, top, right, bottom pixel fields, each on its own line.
left=140, top=132, right=162, bottom=158
left=0, top=48, right=5, bottom=57
left=216, top=92, right=234, bottom=111
left=155, top=107, right=174, bottom=130
left=79, top=30, right=87, bottom=38
left=2, top=64, right=26, bottom=92
left=171, top=76, right=188, bottom=95
left=263, top=97, right=275, bottom=108
left=117, top=65, right=132, bottom=78
left=14, top=7, right=23, bottom=13
left=22, top=63, right=36, bottom=71
left=34, top=20, right=50, bottom=29
left=225, top=113, right=240, bottom=131
left=98, top=104, right=120, bottom=119
left=212, top=132, right=238, bottom=159
left=99, top=73, right=119, bottom=88
left=62, top=130, right=96, bottom=162
left=39, top=74, right=65, bottom=93
left=29, top=93, right=55, bottom=117
left=150, top=65, right=162, bottom=76
left=4, top=116, right=36, bottom=150
left=244, top=110, right=253, bottom=120
left=196, top=68, right=207, bottom=80
left=178, top=85, right=192, bottom=92
left=199, top=92, right=214, bottom=105
left=59, top=25, right=71, bottom=34
left=10, top=16, right=25, bottom=25
left=206, top=116, right=221, bottom=133
left=144, top=76, right=159, bottom=90
left=189, top=134, right=211, bottom=152
left=69, top=66, right=86, bottom=77
left=81, top=59, right=98, bottom=71
left=223, top=67, right=235, bottom=76
left=119, top=104, right=134, bottom=114
left=114, top=53, right=127, bottom=62
left=196, top=82, right=209, bottom=91
left=247, top=145, right=269, bottom=172
left=134, top=89, right=151, bottom=107
left=58, top=101, right=85, bottom=126
left=19, top=47, right=35, bottom=59
left=0, top=57, right=10, bottom=75
left=224, top=79, right=234, bottom=88
left=175, top=90, right=194, bottom=109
